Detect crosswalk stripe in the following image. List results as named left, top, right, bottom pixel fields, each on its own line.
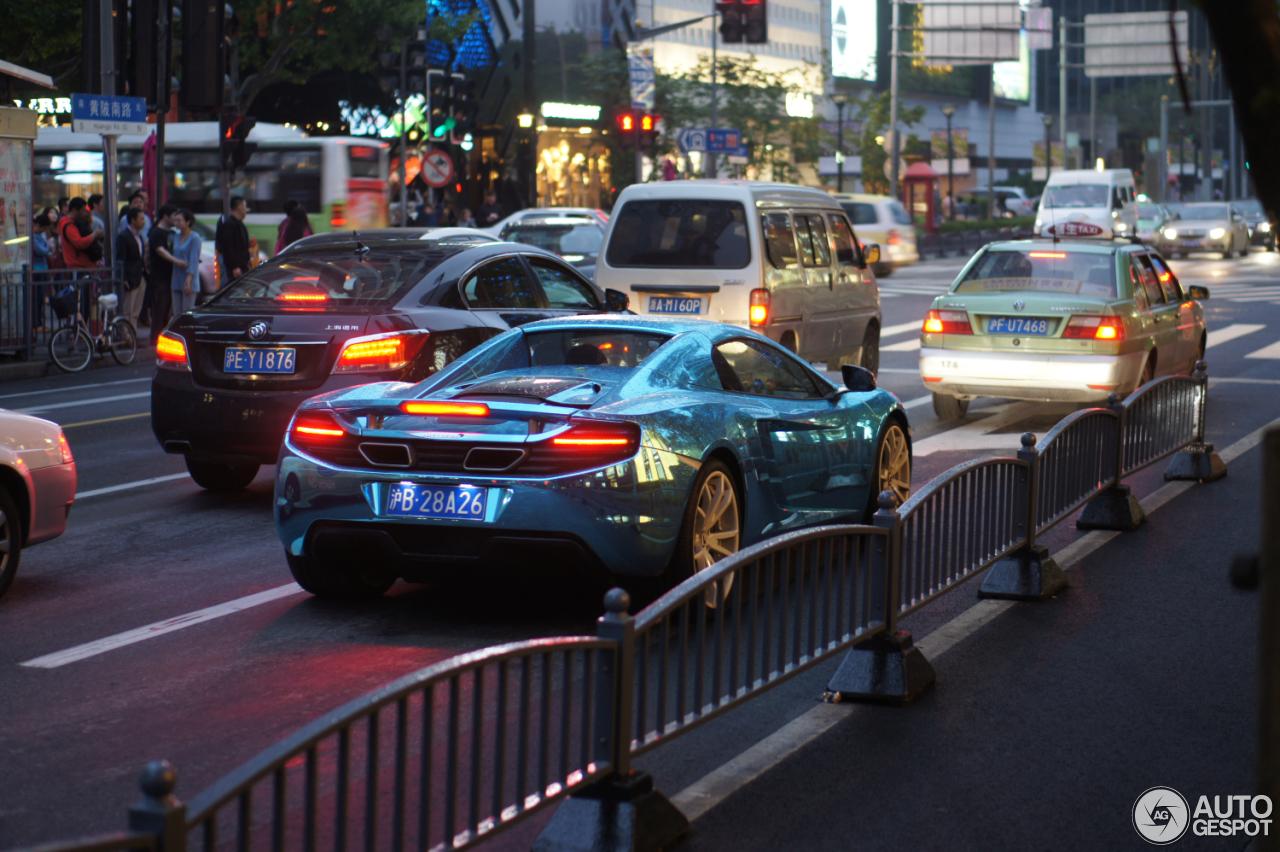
left=1206, top=324, right=1265, bottom=348
left=882, top=338, right=921, bottom=352
left=880, top=320, right=923, bottom=337
left=1246, top=339, right=1280, bottom=359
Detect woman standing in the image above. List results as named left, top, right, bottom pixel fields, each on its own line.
left=31, top=214, right=53, bottom=332
left=169, top=209, right=200, bottom=315
left=279, top=206, right=312, bottom=250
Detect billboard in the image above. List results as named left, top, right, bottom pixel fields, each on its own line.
left=831, top=0, right=878, bottom=82
left=992, top=31, right=1030, bottom=102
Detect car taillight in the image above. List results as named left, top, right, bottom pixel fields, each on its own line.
left=888, top=229, right=902, bottom=245
left=278, top=292, right=328, bottom=303
left=400, top=400, right=491, bottom=417
left=1063, top=315, right=1125, bottom=341
left=334, top=331, right=429, bottom=374
left=330, top=201, right=346, bottom=228
left=156, top=332, right=189, bottom=368
left=923, top=309, right=972, bottom=335
left=291, top=411, right=347, bottom=438
left=750, top=289, right=769, bottom=327
left=58, top=432, right=74, bottom=464
left=551, top=421, right=640, bottom=454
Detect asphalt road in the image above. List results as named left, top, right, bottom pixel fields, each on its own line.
left=0, top=249, right=1275, bottom=849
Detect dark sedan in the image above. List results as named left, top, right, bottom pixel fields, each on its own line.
left=1236, top=199, right=1276, bottom=251
left=152, top=233, right=629, bottom=490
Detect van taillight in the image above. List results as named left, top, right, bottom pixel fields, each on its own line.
left=750, top=289, right=769, bottom=327
left=888, top=229, right=902, bottom=245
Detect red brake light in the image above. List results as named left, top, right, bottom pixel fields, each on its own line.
left=58, top=432, right=74, bottom=464
left=400, top=400, right=491, bottom=417
left=923, top=309, right=972, bottom=335
left=1029, top=251, right=1067, bottom=258
left=887, top=229, right=902, bottom=245
left=551, top=422, right=640, bottom=452
left=156, top=332, right=188, bottom=363
left=334, top=332, right=429, bottom=374
left=278, top=292, right=328, bottom=303
left=750, top=289, right=769, bottom=327
left=292, top=412, right=346, bottom=438
left=1063, top=315, right=1124, bottom=341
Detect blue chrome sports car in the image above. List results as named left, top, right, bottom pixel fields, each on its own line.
left=275, top=316, right=911, bottom=599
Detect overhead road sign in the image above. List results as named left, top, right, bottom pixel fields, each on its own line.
left=421, top=148, right=454, bottom=188
left=677, top=129, right=708, bottom=153
left=1084, top=11, right=1188, bottom=77
left=627, top=46, right=656, bottom=111
left=677, top=129, right=746, bottom=157
left=910, top=0, right=1022, bottom=65
left=71, top=94, right=148, bottom=135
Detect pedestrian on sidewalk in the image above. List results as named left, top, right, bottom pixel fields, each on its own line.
left=477, top=191, right=503, bottom=229
left=58, top=198, right=102, bottom=269
left=170, top=209, right=200, bottom=316
left=147, top=204, right=179, bottom=342
left=274, top=199, right=311, bottom=255
left=457, top=208, right=477, bottom=228
left=118, top=191, right=152, bottom=240
left=279, top=206, right=312, bottom=251
left=87, top=193, right=106, bottom=234
left=215, top=196, right=251, bottom=285
left=31, top=213, right=53, bottom=332
left=116, top=208, right=147, bottom=329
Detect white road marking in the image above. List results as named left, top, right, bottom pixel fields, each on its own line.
left=76, top=472, right=190, bottom=499
left=20, top=584, right=305, bottom=669
left=877, top=367, right=920, bottom=374
left=671, top=413, right=1280, bottom=822
left=16, top=391, right=150, bottom=413
left=0, top=376, right=150, bottom=401
left=1245, top=340, right=1280, bottom=359
left=1206, top=324, right=1265, bottom=348
left=882, top=338, right=921, bottom=352
left=880, top=320, right=923, bottom=338
left=910, top=402, right=1046, bottom=457
left=901, top=395, right=931, bottom=409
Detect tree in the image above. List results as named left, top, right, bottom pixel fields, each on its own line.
left=0, top=0, right=91, bottom=91
left=851, top=91, right=925, bottom=195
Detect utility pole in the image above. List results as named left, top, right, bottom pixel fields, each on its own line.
left=399, top=43, right=408, bottom=226
left=888, top=0, right=901, bottom=199
left=987, top=69, right=995, bottom=218
left=100, top=0, right=118, bottom=274
left=708, top=19, right=717, bottom=179
left=1058, top=15, right=1067, bottom=168
left=522, top=0, right=537, bottom=208
left=155, top=0, right=169, bottom=209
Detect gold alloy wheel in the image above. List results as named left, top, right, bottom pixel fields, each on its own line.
left=878, top=423, right=912, bottom=506
left=693, top=469, right=740, bottom=608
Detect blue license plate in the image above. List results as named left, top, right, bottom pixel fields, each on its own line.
left=986, top=317, right=1050, bottom=336
left=386, top=484, right=488, bottom=520
left=648, top=296, right=703, bottom=315
left=223, top=347, right=297, bottom=374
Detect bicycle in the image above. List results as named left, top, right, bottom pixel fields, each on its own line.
left=48, top=286, right=138, bottom=373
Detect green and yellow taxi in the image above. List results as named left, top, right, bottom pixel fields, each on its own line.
left=918, top=238, right=1210, bottom=420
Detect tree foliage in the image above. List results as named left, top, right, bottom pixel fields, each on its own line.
left=849, top=91, right=925, bottom=195
left=0, top=0, right=89, bottom=91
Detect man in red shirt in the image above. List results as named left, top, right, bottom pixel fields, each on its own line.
left=59, top=197, right=103, bottom=269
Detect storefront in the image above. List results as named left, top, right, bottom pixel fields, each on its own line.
left=534, top=103, right=610, bottom=210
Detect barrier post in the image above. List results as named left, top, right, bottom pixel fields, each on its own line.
left=1077, top=393, right=1146, bottom=531
left=126, top=762, right=186, bottom=852
left=825, top=491, right=936, bottom=704
left=1164, top=360, right=1227, bottom=482
left=979, top=432, right=1068, bottom=600
left=534, top=589, right=688, bottom=852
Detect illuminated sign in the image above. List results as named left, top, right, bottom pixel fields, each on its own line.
left=831, top=0, right=877, bottom=82
left=540, top=102, right=602, bottom=121
left=992, top=31, right=1030, bottom=103
left=10, top=97, right=73, bottom=114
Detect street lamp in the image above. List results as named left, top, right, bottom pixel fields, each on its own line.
left=1042, top=114, right=1055, bottom=181
left=831, top=93, right=850, bottom=193
left=517, top=111, right=537, bottom=208
left=940, top=104, right=956, bottom=221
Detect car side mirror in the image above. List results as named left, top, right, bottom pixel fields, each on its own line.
left=841, top=363, right=876, bottom=392
left=605, top=288, right=630, bottom=312
left=1187, top=285, right=1210, bottom=300
left=862, top=244, right=881, bottom=266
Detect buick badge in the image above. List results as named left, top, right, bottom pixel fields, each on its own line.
left=248, top=321, right=269, bottom=340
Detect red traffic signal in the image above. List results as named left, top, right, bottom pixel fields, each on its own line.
left=618, top=113, right=636, bottom=133
left=743, top=0, right=768, bottom=44
left=716, top=0, right=743, bottom=43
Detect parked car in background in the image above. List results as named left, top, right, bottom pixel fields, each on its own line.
left=499, top=217, right=607, bottom=281
left=1135, top=201, right=1172, bottom=246
left=918, top=239, right=1209, bottom=420
left=1235, top=199, right=1276, bottom=251
left=274, top=316, right=911, bottom=600
left=957, top=186, right=1034, bottom=219
left=1153, top=203, right=1251, bottom=259
left=0, top=410, right=77, bottom=598
left=485, top=207, right=609, bottom=237
left=152, top=231, right=630, bottom=492
left=831, top=193, right=919, bottom=277
left=596, top=181, right=884, bottom=374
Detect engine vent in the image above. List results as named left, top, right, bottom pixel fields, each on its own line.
left=360, top=442, right=414, bottom=468
left=464, top=447, right=526, bottom=472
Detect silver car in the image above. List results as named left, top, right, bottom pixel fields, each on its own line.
left=1155, top=202, right=1251, bottom=259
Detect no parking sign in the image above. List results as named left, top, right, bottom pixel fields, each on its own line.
left=421, top=149, right=454, bottom=188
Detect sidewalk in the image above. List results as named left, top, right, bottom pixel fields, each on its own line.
left=659, top=435, right=1261, bottom=850
left=0, top=330, right=155, bottom=383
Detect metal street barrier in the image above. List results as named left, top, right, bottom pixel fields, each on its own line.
left=6, top=364, right=1226, bottom=852
left=0, top=266, right=127, bottom=360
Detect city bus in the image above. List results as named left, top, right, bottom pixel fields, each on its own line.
left=33, top=122, right=389, bottom=254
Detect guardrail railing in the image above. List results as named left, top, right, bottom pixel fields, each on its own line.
left=7, top=363, right=1226, bottom=852
left=0, top=265, right=127, bottom=359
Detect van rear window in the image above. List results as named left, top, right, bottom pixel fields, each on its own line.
left=606, top=200, right=750, bottom=268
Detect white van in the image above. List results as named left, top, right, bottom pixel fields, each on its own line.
left=595, top=181, right=884, bottom=371
left=1035, top=169, right=1138, bottom=238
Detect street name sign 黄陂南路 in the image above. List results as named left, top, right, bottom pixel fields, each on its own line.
left=71, top=94, right=148, bottom=135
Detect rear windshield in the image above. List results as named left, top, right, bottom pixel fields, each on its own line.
left=1237, top=200, right=1264, bottom=217
left=502, top=222, right=604, bottom=259
left=841, top=203, right=877, bottom=225
left=1042, top=185, right=1109, bottom=208
left=606, top=200, right=750, bottom=268
left=955, top=249, right=1117, bottom=298
left=888, top=200, right=913, bottom=225
left=214, top=250, right=438, bottom=308
left=1176, top=205, right=1229, bottom=221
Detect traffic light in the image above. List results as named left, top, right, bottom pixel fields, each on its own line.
left=180, top=0, right=226, bottom=110
left=743, top=0, right=768, bottom=43
left=427, top=71, right=451, bottom=140
left=616, top=112, right=637, bottom=148
left=639, top=113, right=659, bottom=148
left=450, top=77, right=478, bottom=144
left=716, top=0, right=743, bottom=43
left=220, top=110, right=257, bottom=170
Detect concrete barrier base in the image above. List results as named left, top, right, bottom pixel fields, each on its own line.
left=1077, top=484, right=1146, bottom=531
left=533, top=771, right=688, bottom=852
left=826, top=630, right=936, bottom=705
left=979, top=545, right=1068, bottom=601
left=1164, top=443, right=1227, bottom=482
